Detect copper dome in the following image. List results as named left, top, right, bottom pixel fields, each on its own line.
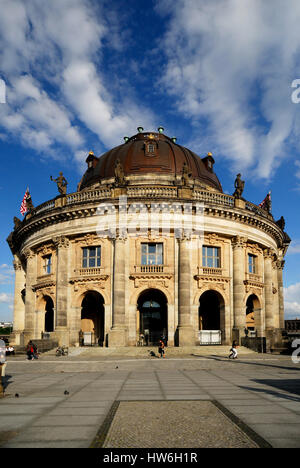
left=79, top=131, right=223, bottom=192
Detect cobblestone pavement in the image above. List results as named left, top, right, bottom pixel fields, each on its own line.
left=102, top=401, right=258, bottom=448
left=0, top=348, right=300, bottom=448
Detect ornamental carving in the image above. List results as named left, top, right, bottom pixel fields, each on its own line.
left=243, top=279, right=264, bottom=293
left=13, top=259, right=22, bottom=271
left=195, top=275, right=230, bottom=299
left=130, top=274, right=172, bottom=289
left=246, top=243, right=262, bottom=256
left=23, top=248, right=35, bottom=260
left=69, top=275, right=109, bottom=292
left=276, top=259, right=285, bottom=270
left=232, top=236, right=247, bottom=249
left=75, top=233, right=101, bottom=246
left=32, top=279, right=56, bottom=293
left=36, top=244, right=54, bottom=256
left=53, top=235, right=69, bottom=249
left=205, top=233, right=226, bottom=245
left=263, top=248, right=275, bottom=260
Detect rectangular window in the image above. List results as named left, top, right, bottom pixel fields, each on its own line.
left=141, top=243, right=163, bottom=265
left=248, top=254, right=256, bottom=274
left=82, top=246, right=101, bottom=268
left=202, top=246, right=220, bottom=268
left=43, top=255, right=52, bottom=275
left=147, top=144, right=155, bottom=153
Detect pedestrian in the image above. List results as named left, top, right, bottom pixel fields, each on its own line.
left=26, top=340, right=34, bottom=360
left=158, top=340, right=165, bottom=358
left=144, top=329, right=149, bottom=346
left=79, top=329, right=84, bottom=346
left=32, top=342, right=39, bottom=359
left=229, top=340, right=238, bottom=359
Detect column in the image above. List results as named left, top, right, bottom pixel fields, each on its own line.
left=277, top=259, right=285, bottom=330
left=272, top=258, right=280, bottom=329
left=108, top=237, right=127, bottom=346
left=12, top=257, right=26, bottom=345
left=232, top=236, right=246, bottom=342
left=264, top=248, right=274, bottom=331
left=23, top=248, right=37, bottom=343
left=53, top=236, right=70, bottom=345
left=177, top=237, right=195, bottom=346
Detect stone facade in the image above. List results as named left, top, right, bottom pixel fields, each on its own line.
left=7, top=133, right=290, bottom=349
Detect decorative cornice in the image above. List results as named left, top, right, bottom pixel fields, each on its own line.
left=10, top=191, right=286, bottom=251
left=32, top=279, right=56, bottom=292
left=69, top=274, right=109, bottom=285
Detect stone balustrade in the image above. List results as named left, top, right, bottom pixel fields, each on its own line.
left=135, top=264, right=165, bottom=273
left=25, top=186, right=273, bottom=226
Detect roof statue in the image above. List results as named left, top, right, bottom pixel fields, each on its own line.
left=181, top=161, right=192, bottom=186
left=50, top=172, right=68, bottom=196
left=233, top=173, right=245, bottom=199
left=13, top=217, right=22, bottom=230
left=114, top=158, right=126, bottom=187
left=25, top=193, right=34, bottom=213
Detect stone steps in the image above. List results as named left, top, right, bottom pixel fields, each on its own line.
left=60, top=345, right=258, bottom=358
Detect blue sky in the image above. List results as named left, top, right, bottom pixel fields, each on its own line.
left=1, top=0, right=300, bottom=321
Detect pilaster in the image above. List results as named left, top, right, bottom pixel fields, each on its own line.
left=177, top=237, right=195, bottom=346
left=232, top=236, right=247, bottom=342
left=23, top=248, right=37, bottom=343
left=53, top=235, right=70, bottom=344
left=108, top=236, right=127, bottom=346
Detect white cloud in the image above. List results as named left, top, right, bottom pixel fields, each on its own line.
left=0, top=265, right=14, bottom=285
left=0, top=0, right=155, bottom=166
left=286, top=240, right=300, bottom=255
left=156, top=0, right=300, bottom=178
left=0, top=293, right=13, bottom=304
left=284, top=283, right=300, bottom=319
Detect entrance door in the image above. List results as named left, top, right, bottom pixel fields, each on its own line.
left=138, top=289, right=167, bottom=345
left=44, top=296, right=54, bottom=332
left=81, top=291, right=105, bottom=346
left=198, top=290, right=223, bottom=344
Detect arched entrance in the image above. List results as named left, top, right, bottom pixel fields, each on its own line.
left=44, top=296, right=54, bottom=332
left=198, top=290, right=225, bottom=344
left=81, top=291, right=105, bottom=346
left=138, top=289, right=168, bottom=345
left=246, top=294, right=261, bottom=334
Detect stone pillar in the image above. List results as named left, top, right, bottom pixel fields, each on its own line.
left=264, top=249, right=274, bottom=330
left=108, top=237, right=127, bottom=346
left=177, top=238, right=195, bottom=346
left=53, top=236, right=70, bottom=345
left=232, top=236, right=246, bottom=343
left=12, top=257, right=26, bottom=345
left=264, top=249, right=275, bottom=350
left=277, top=259, right=285, bottom=330
left=272, top=258, right=280, bottom=330
left=23, top=248, right=37, bottom=344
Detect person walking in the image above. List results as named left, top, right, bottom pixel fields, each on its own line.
left=158, top=340, right=165, bottom=358
left=229, top=340, right=238, bottom=359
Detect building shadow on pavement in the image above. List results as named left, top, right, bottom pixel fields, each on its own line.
left=240, top=379, right=300, bottom=401
left=192, top=354, right=300, bottom=373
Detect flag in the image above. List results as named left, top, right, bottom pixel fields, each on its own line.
left=20, top=188, right=29, bottom=216
left=259, top=191, right=271, bottom=211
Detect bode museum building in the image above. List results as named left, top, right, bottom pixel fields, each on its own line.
left=7, top=128, right=290, bottom=350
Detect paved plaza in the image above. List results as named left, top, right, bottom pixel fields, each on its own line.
left=0, top=346, right=300, bottom=448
